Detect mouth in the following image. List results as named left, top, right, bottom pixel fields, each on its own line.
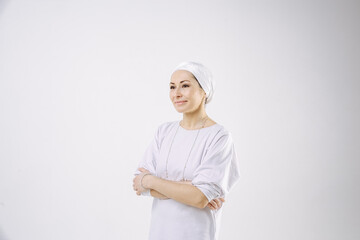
left=175, top=100, right=187, bottom=105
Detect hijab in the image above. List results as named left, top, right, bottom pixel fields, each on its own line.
left=173, top=61, right=215, bottom=104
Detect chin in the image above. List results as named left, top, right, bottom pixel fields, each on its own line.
left=174, top=107, right=186, bottom=113
left=173, top=104, right=189, bottom=113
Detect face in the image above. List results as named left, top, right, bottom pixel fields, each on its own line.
left=169, top=70, right=206, bottom=113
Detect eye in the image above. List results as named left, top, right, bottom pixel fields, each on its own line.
left=170, top=84, right=189, bottom=89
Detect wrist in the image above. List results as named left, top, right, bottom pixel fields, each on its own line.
left=142, top=174, right=155, bottom=189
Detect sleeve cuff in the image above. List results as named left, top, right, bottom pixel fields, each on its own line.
left=141, top=189, right=151, bottom=197
left=192, top=181, right=223, bottom=202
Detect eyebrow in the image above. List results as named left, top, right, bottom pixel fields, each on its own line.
left=169, top=80, right=190, bottom=85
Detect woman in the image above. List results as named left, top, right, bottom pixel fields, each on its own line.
left=133, top=61, right=240, bottom=240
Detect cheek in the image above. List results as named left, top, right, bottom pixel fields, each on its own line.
left=183, top=88, right=193, bottom=96
left=189, top=89, right=201, bottom=99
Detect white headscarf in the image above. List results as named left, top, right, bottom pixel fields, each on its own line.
left=173, top=61, right=215, bottom=104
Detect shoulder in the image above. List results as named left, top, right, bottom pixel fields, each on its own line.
left=155, top=120, right=178, bottom=136
left=206, top=123, right=234, bottom=148
left=158, top=120, right=178, bottom=128
left=210, top=122, right=232, bottom=138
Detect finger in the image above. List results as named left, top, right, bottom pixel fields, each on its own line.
left=215, top=199, right=223, bottom=208
left=138, top=167, right=149, bottom=173
left=209, top=202, right=217, bottom=210
left=212, top=199, right=220, bottom=208
left=220, top=198, right=225, bottom=202
left=216, top=199, right=223, bottom=208
left=210, top=200, right=218, bottom=209
left=207, top=203, right=214, bottom=210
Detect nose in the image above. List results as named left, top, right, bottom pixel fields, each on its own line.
left=173, top=86, right=182, bottom=98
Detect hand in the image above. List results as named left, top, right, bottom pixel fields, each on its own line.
left=138, top=167, right=150, bottom=174
left=207, top=198, right=225, bottom=211
left=133, top=168, right=151, bottom=195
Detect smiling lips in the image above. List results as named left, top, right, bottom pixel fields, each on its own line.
left=175, top=100, right=187, bottom=105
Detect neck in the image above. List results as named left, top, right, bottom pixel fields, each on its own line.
left=181, top=107, right=208, bottom=130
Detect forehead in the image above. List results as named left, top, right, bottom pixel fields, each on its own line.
left=170, top=70, right=197, bottom=84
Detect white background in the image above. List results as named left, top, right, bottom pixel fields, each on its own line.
left=0, top=0, right=359, bottom=239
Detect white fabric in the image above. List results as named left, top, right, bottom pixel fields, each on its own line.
left=173, top=61, right=215, bottom=104
left=134, top=120, right=240, bottom=240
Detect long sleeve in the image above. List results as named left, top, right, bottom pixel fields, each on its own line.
left=134, top=125, right=162, bottom=196
left=191, top=130, right=240, bottom=202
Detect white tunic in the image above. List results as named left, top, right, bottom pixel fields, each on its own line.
left=135, top=120, right=240, bottom=240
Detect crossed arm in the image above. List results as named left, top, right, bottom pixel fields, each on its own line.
left=133, top=168, right=224, bottom=210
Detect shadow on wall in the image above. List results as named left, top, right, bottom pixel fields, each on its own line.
left=0, top=0, right=10, bottom=15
